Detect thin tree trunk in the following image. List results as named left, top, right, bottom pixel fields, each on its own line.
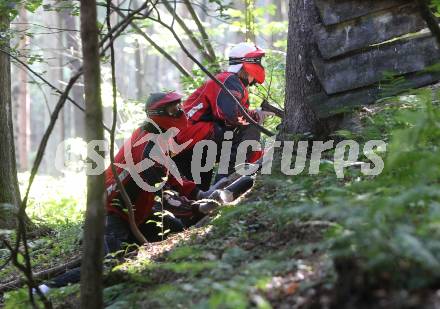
left=134, top=39, right=144, bottom=99
left=79, top=0, right=105, bottom=307
left=282, top=0, right=322, bottom=135
left=182, top=0, right=216, bottom=60
left=115, top=9, right=191, bottom=78
left=45, top=11, right=63, bottom=175
left=201, top=0, right=208, bottom=22
left=0, top=14, right=22, bottom=229
left=269, top=0, right=285, bottom=45
left=245, top=0, right=256, bottom=42
left=64, top=9, right=86, bottom=139
left=17, top=8, right=30, bottom=171
left=162, top=0, right=215, bottom=63
left=57, top=11, right=66, bottom=168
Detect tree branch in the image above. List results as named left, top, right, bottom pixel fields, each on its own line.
left=115, top=9, right=192, bottom=78
left=182, top=0, right=216, bottom=60
left=2, top=2, right=158, bottom=303
left=99, top=0, right=153, bottom=49
left=12, top=76, right=83, bottom=306
left=0, top=49, right=92, bottom=120
left=13, top=1, right=157, bottom=247
left=148, top=15, right=275, bottom=136
left=161, top=0, right=215, bottom=63
left=157, top=0, right=228, bottom=22
left=0, top=255, right=81, bottom=294
left=3, top=240, right=52, bottom=308
left=107, top=0, right=148, bottom=244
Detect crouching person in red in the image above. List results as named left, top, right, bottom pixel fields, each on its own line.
left=37, top=92, right=213, bottom=292
left=174, top=42, right=274, bottom=190
left=104, top=91, right=203, bottom=252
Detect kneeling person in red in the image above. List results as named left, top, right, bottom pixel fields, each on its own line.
left=37, top=92, right=214, bottom=291
left=105, top=91, right=210, bottom=251
left=174, top=42, right=274, bottom=190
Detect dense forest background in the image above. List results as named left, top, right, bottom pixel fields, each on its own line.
left=8, top=0, right=287, bottom=175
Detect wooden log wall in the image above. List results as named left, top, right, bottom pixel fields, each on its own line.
left=310, top=0, right=440, bottom=117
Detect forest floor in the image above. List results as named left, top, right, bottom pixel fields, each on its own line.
left=2, top=87, right=440, bottom=308
left=3, top=174, right=337, bottom=309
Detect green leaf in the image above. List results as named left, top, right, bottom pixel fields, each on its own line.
left=25, top=0, right=42, bottom=13
left=17, top=253, right=24, bottom=265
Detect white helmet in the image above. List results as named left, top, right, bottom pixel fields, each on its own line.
left=227, top=42, right=266, bottom=84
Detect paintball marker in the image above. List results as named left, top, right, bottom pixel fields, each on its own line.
left=207, top=147, right=276, bottom=205
left=261, top=99, right=284, bottom=119
left=194, top=153, right=274, bottom=227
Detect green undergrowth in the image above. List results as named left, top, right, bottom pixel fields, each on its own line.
left=97, top=197, right=332, bottom=309
left=30, top=174, right=335, bottom=309
left=4, top=88, right=440, bottom=308
left=310, top=90, right=440, bottom=290
left=0, top=174, right=84, bottom=297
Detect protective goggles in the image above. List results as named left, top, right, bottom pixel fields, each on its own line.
left=229, top=56, right=263, bottom=66
left=147, top=101, right=184, bottom=117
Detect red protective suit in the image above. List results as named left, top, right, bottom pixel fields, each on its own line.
left=105, top=127, right=199, bottom=225
left=176, top=72, right=260, bottom=148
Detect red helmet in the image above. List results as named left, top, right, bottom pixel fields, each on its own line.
left=145, top=91, right=188, bottom=131
left=228, top=42, right=266, bottom=84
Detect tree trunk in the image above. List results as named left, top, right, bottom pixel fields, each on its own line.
left=0, top=14, right=22, bottom=229
left=58, top=11, right=66, bottom=145
left=79, top=0, right=105, bottom=307
left=16, top=8, right=30, bottom=171
left=134, top=39, right=145, bottom=99
left=64, top=8, right=86, bottom=139
left=282, top=0, right=323, bottom=136
left=245, top=0, right=256, bottom=42
left=55, top=10, right=67, bottom=172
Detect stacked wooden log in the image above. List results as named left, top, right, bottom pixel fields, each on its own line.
left=309, top=0, right=440, bottom=117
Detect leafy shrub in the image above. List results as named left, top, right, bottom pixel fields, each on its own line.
left=304, top=89, right=440, bottom=288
